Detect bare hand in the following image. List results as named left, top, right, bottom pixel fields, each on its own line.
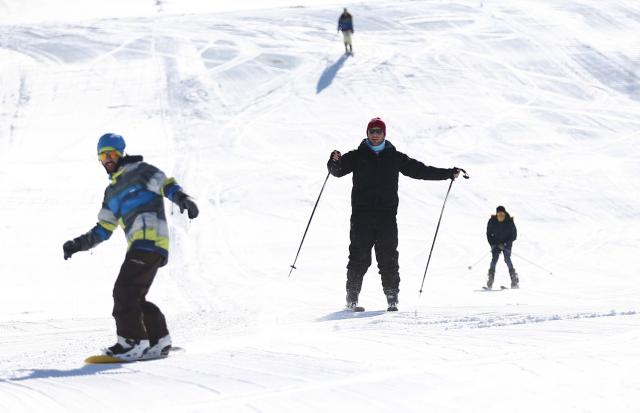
left=331, top=150, right=341, bottom=162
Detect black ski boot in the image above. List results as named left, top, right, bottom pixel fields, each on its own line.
left=509, top=269, right=519, bottom=289
left=346, top=290, right=364, bottom=312
left=485, top=270, right=495, bottom=290
left=384, top=289, right=399, bottom=312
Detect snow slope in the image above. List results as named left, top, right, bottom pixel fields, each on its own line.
left=1, top=0, right=639, bottom=411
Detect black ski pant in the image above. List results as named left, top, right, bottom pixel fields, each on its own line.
left=489, top=244, right=515, bottom=273
left=112, top=250, right=169, bottom=341
left=346, top=210, right=399, bottom=294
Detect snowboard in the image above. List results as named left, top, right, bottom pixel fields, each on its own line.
left=85, top=346, right=183, bottom=364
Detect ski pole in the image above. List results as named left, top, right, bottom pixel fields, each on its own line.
left=467, top=250, right=491, bottom=271
left=419, top=168, right=469, bottom=294
left=288, top=171, right=331, bottom=277
left=502, top=247, right=553, bottom=275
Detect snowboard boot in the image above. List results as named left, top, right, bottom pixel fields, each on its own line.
left=384, top=290, right=399, bottom=312
left=103, top=336, right=149, bottom=361
left=144, top=334, right=172, bottom=360
left=509, top=269, right=519, bottom=289
left=486, top=270, right=495, bottom=290
left=345, top=290, right=360, bottom=310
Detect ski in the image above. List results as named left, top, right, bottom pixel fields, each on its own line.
left=481, top=286, right=503, bottom=291
left=387, top=305, right=398, bottom=312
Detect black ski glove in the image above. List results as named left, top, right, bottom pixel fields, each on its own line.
left=451, top=167, right=469, bottom=180
left=63, top=239, right=80, bottom=260
left=176, top=193, right=199, bottom=219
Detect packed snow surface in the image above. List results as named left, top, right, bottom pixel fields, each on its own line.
left=1, top=0, right=639, bottom=411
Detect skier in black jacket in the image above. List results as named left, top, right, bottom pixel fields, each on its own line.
left=486, top=205, right=519, bottom=289
left=328, top=117, right=461, bottom=311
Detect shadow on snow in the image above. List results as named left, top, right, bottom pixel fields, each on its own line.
left=316, top=54, right=350, bottom=94
left=317, top=310, right=386, bottom=321
left=7, top=364, right=123, bottom=381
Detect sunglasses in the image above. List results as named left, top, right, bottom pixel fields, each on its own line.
left=98, top=151, right=120, bottom=162
left=368, top=128, right=384, bottom=135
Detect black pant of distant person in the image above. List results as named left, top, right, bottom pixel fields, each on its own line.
left=346, top=211, right=400, bottom=295
left=489, top=243, right=515, bottom=273
left=112, top=250, right=169, bottom=342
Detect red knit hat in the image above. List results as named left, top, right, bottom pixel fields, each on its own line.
left=367, top=117, right=386, bottom=137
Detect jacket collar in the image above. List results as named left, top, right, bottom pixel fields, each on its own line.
left=109, top=155, right=143, bottom=183
left=358, top=139, right=395, bottom=155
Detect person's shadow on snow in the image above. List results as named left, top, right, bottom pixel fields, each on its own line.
left=317, top=310, right=386, bottom=321
left=316, top=54, right=350, bottom=94
left=7, top=364, right=124, bottom=381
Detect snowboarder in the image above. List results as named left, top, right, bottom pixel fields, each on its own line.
left=337, top=8, right=354, bottom=54
left=486, top=205, right=519, bottom=289
left=328, top=118, right=461, bottom=311
left=62, top=133, right=199, bottom=361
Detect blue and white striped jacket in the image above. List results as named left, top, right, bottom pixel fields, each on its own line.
left=75, top=156, right=183, bottom=263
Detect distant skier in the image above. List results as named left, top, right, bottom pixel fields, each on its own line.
left=62, top=133, right=199, bottom=361
left=337, top=8, right=354, bottom=54
left=328, top=117, right=461, bottom=311
left=486, top=205, right=519, bottom=289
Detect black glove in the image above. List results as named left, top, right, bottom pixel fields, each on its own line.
left=452, top=167, right=469, bottom=180
left=63, top=240, right=80, bottom=260
left=176, top=193, right=199, bottom=219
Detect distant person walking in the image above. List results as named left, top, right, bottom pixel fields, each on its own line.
left=328, top=117, right=461, bottom=311
left=486, top=205, right=519, bottom=289
left=338, top=8, right=354, bottom=54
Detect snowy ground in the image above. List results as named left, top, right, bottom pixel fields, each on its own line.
left=1, top=0, right=639, bottom=411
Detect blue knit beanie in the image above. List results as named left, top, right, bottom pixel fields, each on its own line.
left=97, top=133, right=126, bottom=155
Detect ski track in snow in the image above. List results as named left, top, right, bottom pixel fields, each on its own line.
left=1, top=0, right=640, bottom=412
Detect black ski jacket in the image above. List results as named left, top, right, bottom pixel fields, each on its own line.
left=486, top=214, right=517, bottom=246
left=327, top=140, right=453, bottom=213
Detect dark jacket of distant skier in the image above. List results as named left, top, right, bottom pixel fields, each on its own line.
left=338, top=11, right=354, bottom=32
left=328, top=140, right=452, bottom=213
left=486, top=212, right=517, bottom=249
